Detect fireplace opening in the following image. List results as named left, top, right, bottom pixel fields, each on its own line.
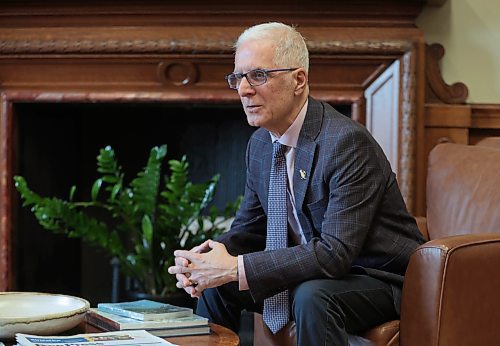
left=14, top=101, right=255, bottom=304
left=13, top=101, right=352, bottom=304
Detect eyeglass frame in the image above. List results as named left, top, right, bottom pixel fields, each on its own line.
left=224, top=68, right=299, bottom=90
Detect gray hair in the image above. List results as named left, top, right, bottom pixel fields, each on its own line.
left=234, top=22, right=309, bottom=73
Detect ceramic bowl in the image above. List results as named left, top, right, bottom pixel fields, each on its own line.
left=0, top=292, right=90, bottom=339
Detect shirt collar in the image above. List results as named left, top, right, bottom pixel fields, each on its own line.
left=270, top=99, right=308, bottom=148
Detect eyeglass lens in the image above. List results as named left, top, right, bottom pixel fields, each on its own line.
left=227, top=69, right=267, bottom=89
left=226, top=68, right=297, bottom=89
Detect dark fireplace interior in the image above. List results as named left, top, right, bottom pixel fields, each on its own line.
left=14, top=102, right=252, bottom=303
left=13, top=101, right=352, bottom=305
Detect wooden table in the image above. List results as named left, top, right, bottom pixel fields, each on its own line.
left=165, top=323, right=239, bottom=346
left=1, top=322, right=239, bottom=346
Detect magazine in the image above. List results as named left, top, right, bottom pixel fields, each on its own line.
left=15, top=330, right=176, bottom=346
left=97, top=300, right=192, bottom=321
left=86, top=308, right=209, bottom=337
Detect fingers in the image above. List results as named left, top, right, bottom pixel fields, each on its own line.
left=168, top=264, right=191, bottom=275
left=174, top=256, right=189, bottom=267
left=174, top=249, right=201, bottom=262
left=179, top=281, right=202, bottom=297
left=190, top=287, right=202, bottom=298
left=175, top=273, right=191, bottom=287
left=175, top=240, right=219, bottom=266
left=174, top=270, right=202, bottom=290
left=191, top=240, right=211, bottom=253
left=191, top=292, right=201, bottom=298
left=169, top=241, right=215, bottom=299
left=174, top=272, right=203, bottom=299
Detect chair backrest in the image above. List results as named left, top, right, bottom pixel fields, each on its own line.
left=475, top=136, right=500, bottom=149
left=426, top=141, right=500, bottom=240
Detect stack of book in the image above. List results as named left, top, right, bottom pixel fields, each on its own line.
left=86, top=299, right=210, bottom=338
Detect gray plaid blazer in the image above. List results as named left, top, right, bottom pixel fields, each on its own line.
left=218, top=97, right=425, bottom=307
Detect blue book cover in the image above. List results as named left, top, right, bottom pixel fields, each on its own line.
left=97, top=299, right=193, bottom=321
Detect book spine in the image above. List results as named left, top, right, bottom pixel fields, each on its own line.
left=150, top=327, right=211, bottom=338
left=86, top=313, right=121, bottom=331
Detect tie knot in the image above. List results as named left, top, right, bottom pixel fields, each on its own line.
left=273, top=141, right=287, bottom=159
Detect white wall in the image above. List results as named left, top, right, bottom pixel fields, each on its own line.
left=416, top=0, right=500, bottom=103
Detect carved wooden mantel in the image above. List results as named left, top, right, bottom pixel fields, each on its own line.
left=0, top=1, right=428, bottom=291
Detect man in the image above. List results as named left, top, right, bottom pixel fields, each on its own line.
left=168, top=22, right=425, bottom=345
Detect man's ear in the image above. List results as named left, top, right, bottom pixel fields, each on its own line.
left=294, top=68, right=308, bottom=95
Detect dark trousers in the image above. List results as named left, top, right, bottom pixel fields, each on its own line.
left=196, top=274, right=399, bottom=346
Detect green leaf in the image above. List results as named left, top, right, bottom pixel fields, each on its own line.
left=141, top=214, right=153, bottom=249
left=91, top=178, right=102, bottom=201
left=69, top=185, right=76, bottom=201
left=14, top=176, right=42, bottom=206
left=130, top=145, right=167, bottom=219
left=102, top=175, right=118, bottom=184
left=110, top=183, right=121, bottom=202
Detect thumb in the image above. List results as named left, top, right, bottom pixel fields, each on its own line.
left=208, top=239, right=219, bottom=250
left=208, top=239, right=226, bottom=252
left=192, top=240, right=211, bottom=253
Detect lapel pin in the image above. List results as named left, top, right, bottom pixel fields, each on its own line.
left=299, top=169, right=307, bottom=180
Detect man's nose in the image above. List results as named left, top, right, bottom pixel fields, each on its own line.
left=238, top=76, right=256, bottom=97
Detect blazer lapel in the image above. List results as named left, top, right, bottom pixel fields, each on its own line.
left=294, top=98, right=323, bottom=237
left=293, top=140, right=316, bottom=213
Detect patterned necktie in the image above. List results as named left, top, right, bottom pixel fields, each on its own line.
left=263, top=141, right=289, bottom=334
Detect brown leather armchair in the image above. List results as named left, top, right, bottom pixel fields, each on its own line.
left=254, top=140, right=500, bottom=346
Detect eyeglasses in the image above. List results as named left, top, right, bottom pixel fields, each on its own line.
left=225, top=68, right=298, bottom=90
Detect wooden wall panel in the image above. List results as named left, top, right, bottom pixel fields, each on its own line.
left=365, top=60, right=401, bottom=178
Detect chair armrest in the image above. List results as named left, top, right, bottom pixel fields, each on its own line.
left=400, top=233, right=500, bottom=346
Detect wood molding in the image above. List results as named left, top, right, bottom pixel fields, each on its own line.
left=424, top=104, right=471, bottom=127
left=471, top=104, right=500, bottom=129
left=0, top=28, right=414, bottom=55
left=309, top=39, right=413, bottom=55
left=425, top=43, right=469, bottom=104
left=399, top=50, right=417, bottom=212
left=0, top=30, right=234, bottom=55
left=0, top=94, right=14, bottom=291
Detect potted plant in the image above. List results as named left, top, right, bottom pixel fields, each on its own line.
left=14, top=144, right=241, bottom=302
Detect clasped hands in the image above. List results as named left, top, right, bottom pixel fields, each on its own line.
left=168, top=239, right=238, bottom=298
